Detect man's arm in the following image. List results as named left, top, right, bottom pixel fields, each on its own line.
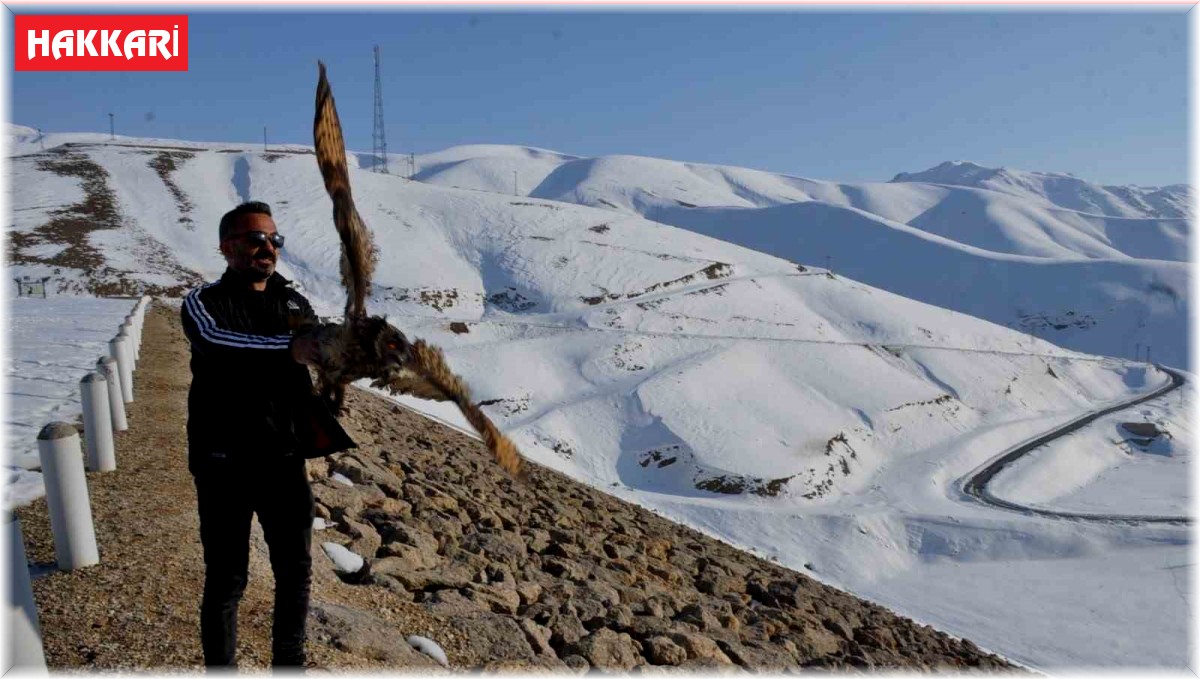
left=181, top=287, right=294, bottom=358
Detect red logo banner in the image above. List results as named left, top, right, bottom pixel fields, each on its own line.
left=15, top=15, right=188, bottom=71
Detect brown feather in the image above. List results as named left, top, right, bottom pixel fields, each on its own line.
left=314, top=61, right=376, bottom=320
left=313, top=62, right=523, bottom=479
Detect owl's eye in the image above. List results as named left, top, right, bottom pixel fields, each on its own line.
left=387, top=342, right=398, bottom=350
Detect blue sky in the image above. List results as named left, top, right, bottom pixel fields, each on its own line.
left=7, top=9, right=1190, bottom=186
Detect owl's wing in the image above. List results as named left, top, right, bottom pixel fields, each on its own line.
left=314, top=61, right=376, bottom=320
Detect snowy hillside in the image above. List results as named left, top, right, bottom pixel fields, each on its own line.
left=409, top=147, right=1190, bottom=369
left=892, top=160, right=1192, bottom=220
left=4, top=128, right=1190, bottom=670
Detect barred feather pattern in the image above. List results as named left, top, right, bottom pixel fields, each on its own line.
left=312, top=62, right=523, bottom=478
left=371, top=340, right=525, bottom=479
left=314, top=61, right=376, bottom=320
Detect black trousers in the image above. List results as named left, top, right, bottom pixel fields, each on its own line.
left=193, top=455, right=314, bottom=668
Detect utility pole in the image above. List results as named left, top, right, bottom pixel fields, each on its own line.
left=263, top=126, right=268, bottom=152
left=409, top=152, right=415, bottom=180
left=1135, top=343, right=1141, bottom=362
left=1146, top=345, right=1152, bottom=364
left=108, top=113, right=114, bottom=140
left=371, top=45, right=389, bottom=174
left=513, top=170, right=518, bottom=196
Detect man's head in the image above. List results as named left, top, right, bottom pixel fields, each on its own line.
left=218, top=201, right=284, bottom=282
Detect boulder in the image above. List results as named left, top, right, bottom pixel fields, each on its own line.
left=569, top=628, right=643, bottom=671
left=643, top=636, right=687, bottom=666
left=374, top=543, right=442, bottom=572
left=668, top=632, right=733, bottom=665
left=448, top=614, right=537, bottom=664
left=330, top=453, right=405, bottom=497
left=309, top=602, right=439, bottom=666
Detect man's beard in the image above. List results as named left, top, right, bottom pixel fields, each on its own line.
left=241, top=253, right=275, bottom=281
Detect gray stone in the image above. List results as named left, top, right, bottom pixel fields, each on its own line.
left=460, top=530, right=528, bottom=567
left=374, top=543, right=442, bottom=573
left=330, top=453, right=405, bottom=497
left=644, top=636, right=687, bottom=666
left=571, top=628, right=643, bottom=671
left=465, top=583, right=521, bottom=614
left=519, top=618, right=556, bottom=656
left=668, top=632, right=733, bottom=665
left=448, top=614, right=537, bottom=663
left=424, top=588, right=489, bottom=616
left=309, top=602, right=439, bottom=666
left=548, top=612, right=588, bottom=648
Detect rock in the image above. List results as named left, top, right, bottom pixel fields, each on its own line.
left=697, top=573, right=747, bottom=597
left=821, top=611, right=855, bottom=641
left=373, top=521, right=440, bottom=556
left=448, top=614, right=537, bottom=664
left=519, top=618, right=556, bottom=656
left=716, top=638, right=797, bottom=670
left=340, top=517, right=382, bottom=559
left=309, top=602, right=438, bottom=666
left=517, top=581, right=544, bottom=606
left=795, top=624, right=843, bottom=660
left=312, top=483, right=365, bottom=523
left=527, top=528, right=552, bottom=553
left=548, top=612, right=588, bottom=648
left=363, top=497, right=413, bottom=520
left=542, top=556, right=587, bottom=581
left=373, top=543, right=442, bottom=572
left=423, top=588, right=490, bottom=616
left=644, top=636, right=687, bottom=666
left=561, top=654, right=590, bottom=673
left=855, top=625, right=898, bottom=651
left=460, top=530, right=528, bottom=568
left=675, top=603, right=721, bottom=631
left=624, top=615, right=676, bottom=639
left=570, top=628, right=643, bottom=671
left=330, top=453, right=405, bottom=497
left=570, top=597, right=606, bottom=626
left=582, top=580, right=621, bottom=607
left=668, top=632, right=733, bottom=665
left=608, top=604, right=635, bottom=629
left=388, top=565, right=474, bottom=592
left=465, top=583, right=521, bottom=614
left=643, top=538, right=672, bottom=561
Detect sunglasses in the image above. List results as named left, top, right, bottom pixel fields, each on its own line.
left=231, top=231, right=285, bottom=249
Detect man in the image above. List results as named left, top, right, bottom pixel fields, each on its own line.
left=181, top=201, right=355, bottom=669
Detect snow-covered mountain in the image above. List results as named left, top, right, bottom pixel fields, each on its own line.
left=5, top=127, right=1190, bottom=670
left=891, top=160, right=1192, bottom=220
left=408, top=147, right=1189, bottom=369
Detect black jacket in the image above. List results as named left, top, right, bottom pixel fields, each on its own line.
left=181, top=269, right=355, bottom=473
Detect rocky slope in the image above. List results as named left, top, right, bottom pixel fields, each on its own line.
left=16, top=303, right=1015, bottom=672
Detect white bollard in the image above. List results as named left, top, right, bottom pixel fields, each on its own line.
left=111, top=332, right=133, bottom=404
left=96, top=357, right=127, bottom=432
left=36, top=423, right=100, bottom=570
left=124, top=318, right=139, bottom=366
left=7, top=516, right=48, bottom=672
left=80, top=372, right=115, bottom=472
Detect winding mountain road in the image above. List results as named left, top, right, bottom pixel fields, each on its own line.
left=960, top=365, right=1189, bottom=525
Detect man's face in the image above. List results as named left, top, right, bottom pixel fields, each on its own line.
left=220, top=213, right=280, bottom=281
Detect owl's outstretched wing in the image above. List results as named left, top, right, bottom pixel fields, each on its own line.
left=314, top=60, right=376, bottom=320
left=312, top=62, right=524, bottom=479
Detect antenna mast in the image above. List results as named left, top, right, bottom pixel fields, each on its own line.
left=372, top=45, right=389, bottom=174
